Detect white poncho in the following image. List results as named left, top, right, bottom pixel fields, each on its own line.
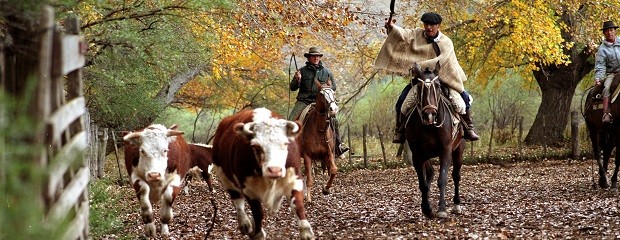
left=373, top=26, right=467, bottom=93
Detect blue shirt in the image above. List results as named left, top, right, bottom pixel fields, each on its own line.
left=595, top=37, right=620, bottom=80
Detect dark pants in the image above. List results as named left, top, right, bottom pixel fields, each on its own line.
left=395, top=84, right=412, bottom=117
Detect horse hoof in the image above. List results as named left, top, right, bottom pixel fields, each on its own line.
left=599, top=179, right=610, bottom=189
left=322, top=188, right=330, bottom=195
left=437, top=211, right=448, bottom=218
left=452, top=204, right=463, bottom=214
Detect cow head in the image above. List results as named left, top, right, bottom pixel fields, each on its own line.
left=234, top=108, right=300, bottom=178
left=123, top=124, right=184, bottom=182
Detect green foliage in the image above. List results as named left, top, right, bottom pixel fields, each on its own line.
left=89, top=177, right=134, bottom=239
left=66, top=0, right=221, bottom=130
left=474, top=73, right=542, bottom=144
left=0, top=83, right=63, bottom=239
left=155, top=107, right=231, bottom=143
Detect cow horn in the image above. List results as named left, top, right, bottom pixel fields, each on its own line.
left=242, top=122, right=255, bottom=135
left=123, top=131, right=141, bottom=144
left=287, top=121, right=299, bottom=134
left=166, top=130, right=184, bottom=137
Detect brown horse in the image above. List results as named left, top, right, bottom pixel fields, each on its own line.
left=584, top=73, right=620, bottom=189
left=296, top=79, right=339, bottom=204
left=405, top=62, right=465, bottom=218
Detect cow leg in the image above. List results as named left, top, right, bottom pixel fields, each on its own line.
left=290, top=178, right=315, bottom=240
left=135, top=180, right=156, bottom=237
left=229, top=190, right=253, bottom=236
left=412, top=158, right=433, bottom=218
left=451, top=146, right=463, bottom=214
left=159, top=183, right=180, bottom=237
left=323, top=155, right=337, bottom=195
left=202, top=171, right=215, bottom=193
left=303, top=155, right=314, bottom=204
left=248, top=198, right=266, bottom=240
left=436, top=151, right=452, bottom=218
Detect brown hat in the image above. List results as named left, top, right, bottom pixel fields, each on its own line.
left=304, top=47, right=323, bottom=58
left=601, top=21, right=619, bottom=30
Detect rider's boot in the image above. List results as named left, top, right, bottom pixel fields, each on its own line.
left=603, top=96, right=612, bottom=123
left=392, top=113, right=405, bottom=143
left=333, top=118, right=349, bottom=156
left=461, top=109, right=480, bottom=141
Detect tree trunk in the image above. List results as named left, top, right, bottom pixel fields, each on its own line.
left=525, top=52, right=592, bottom=146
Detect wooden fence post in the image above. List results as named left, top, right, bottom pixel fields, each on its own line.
left=376, top=125, right=387, bottom=166
left=487, top=114, right=495, bottom=159
left=347, top=124, right=352, bottom=165
left=571, top=111, right=580, bottom=159
left=518, top=117, right=523, bottom=160
left=363, top=124, right=368, bottom=168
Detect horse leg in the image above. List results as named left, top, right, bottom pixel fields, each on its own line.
left=413, top=158, right=433, bottom=218
left=436, top=152, right=452, bottom=218
left=595, top=132, right=609, bottom=189
left=303, top=155, right=314, bottom=204
left=451, top=145, right=464, bottom=214
left=612, top=146, right=620, bottom=190
left=323, top=155, right=337, bottom=195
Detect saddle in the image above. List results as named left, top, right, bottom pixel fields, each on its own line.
left=298, top=103, right=316, bottom=123
left=588, top=83, right=620, bottom=111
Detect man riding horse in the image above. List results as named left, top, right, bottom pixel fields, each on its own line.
left=289, top=47, right=349, bottom=156
left=595, top=20, right=620, bottom=123
left=374, top=12, right=480, bottom=143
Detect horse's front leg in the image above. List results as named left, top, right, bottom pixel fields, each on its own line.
left=436, top=150, right=452, bottom=218
left=412, top=157, right=433, bottom=218
left=323, top=154, right=337, bottom=195
left=596, top=133, right=610, bottom=189
left=303, top=154, right=314, bottom=204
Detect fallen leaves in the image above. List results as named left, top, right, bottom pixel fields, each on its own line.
left=106, top=159, right=620, bottom=239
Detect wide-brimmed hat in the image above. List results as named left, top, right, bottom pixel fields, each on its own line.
left=420, top=12, right=442, bottom=24
left=304, top=47, right=323, bottom=58
left=601, top=21, right=619, bottom=30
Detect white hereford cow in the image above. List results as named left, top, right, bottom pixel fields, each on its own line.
left=123, top=124, right=190, bottom=237
left=212, top=108, right=315, bottom=240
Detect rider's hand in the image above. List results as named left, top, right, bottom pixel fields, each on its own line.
left=384, top=18, right=395, bottom=34
left=596, top=78, right=601, bottom=86
left=294, top=71, right=301, bottom=82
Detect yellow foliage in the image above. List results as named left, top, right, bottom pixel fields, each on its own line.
left=416, top=0, right=620, bottom=88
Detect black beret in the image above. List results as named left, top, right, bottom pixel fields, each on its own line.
left=420, top=12, right=442, bottom=24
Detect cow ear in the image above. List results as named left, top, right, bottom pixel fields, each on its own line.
left=286, top=121, right=301, bottom=140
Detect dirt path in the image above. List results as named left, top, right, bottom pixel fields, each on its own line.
left=115, top=159, right=620, bottom=239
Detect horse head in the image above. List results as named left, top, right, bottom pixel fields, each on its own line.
left=413, top=62, right=442, bottom=126
left=314, top=79, right=339, bottom=117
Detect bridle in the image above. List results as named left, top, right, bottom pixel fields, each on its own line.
left=318, top=86, right=338, bottom=117
left=415, top=74, right=448, bottom=127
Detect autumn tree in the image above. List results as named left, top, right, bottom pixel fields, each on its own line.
left=393, top=0, right=620, bottom=147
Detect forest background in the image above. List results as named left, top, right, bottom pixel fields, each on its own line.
left=3, top=0, right=620, bottom=238
left=4, top=0, right=620, bottom=148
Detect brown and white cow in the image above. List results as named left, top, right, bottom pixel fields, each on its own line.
left=212, top=107, right=315, bottom=240
left=123, top=124, right=189, bottom=237
left=187, top=143, right=214, bottom=192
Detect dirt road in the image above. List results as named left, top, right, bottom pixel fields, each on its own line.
left=114, top=159, right=619, bottom=239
